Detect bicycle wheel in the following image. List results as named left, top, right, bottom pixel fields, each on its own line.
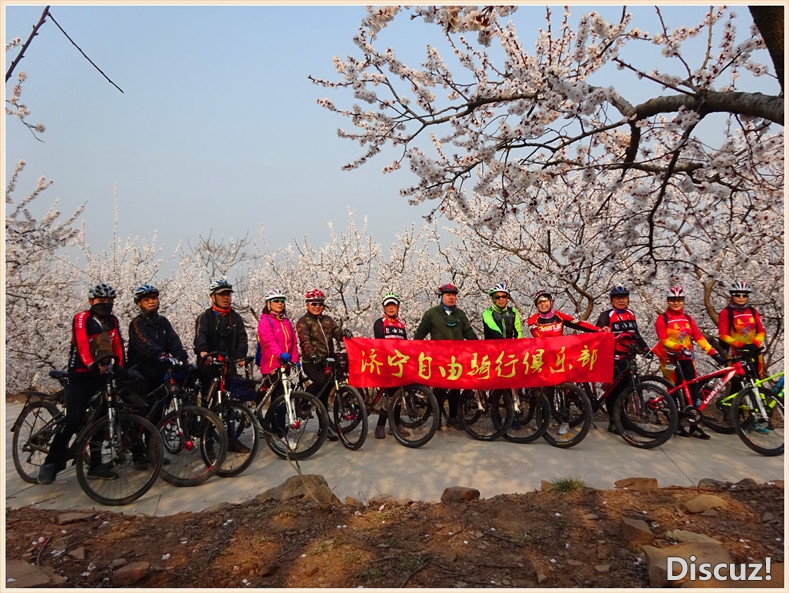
left=697, top=376, right=736, bottom=434
left=388, top=384, right=440, bottom=448
left=504, top=388, right=550, bottom=444
left=216, top=401, right=261, bottom=477
left=458, top=389, right=513, bottom=441
left=333, top=385, right=368, bottom=450
left=158, top=405, right=227, bottom=487
left=731, top=387, right=784, bottom=456
left=614, top=382, right=677, bottom=449
left=542, top=383, right=592, bottom=448
left=12, top=400, right=61, bottom=483
left=264, top=391, right=328, bottom=460
left=75, top=413, right=163, bottom=506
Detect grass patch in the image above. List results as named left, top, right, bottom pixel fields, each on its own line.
left=549, top=476, right=588, bottom=493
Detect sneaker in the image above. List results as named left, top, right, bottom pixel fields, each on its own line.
left=395, top=424, right=410, bottom=437
left=326, top=427, right=340, bottom=442
left=133, top=456, right=151, bottom=471
left=558, top=422, right=570, bottom=435
left=374, top=425, right=386, bottom=439
left=228, top=440, right=251, bottom=454
left=446, top=418, right=461, bottom=430
left=37, top=463, right=57, bottom=485
left=87, top=463, right=119, bottom=481
left=675, top=426, right=690, bottom=437
left=607, top=421, right=621, bottom=436
left=689, top=425, right=711, bottom=440
left=510, top=418, right=523, bottom=431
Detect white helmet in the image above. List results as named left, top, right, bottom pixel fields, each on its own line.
left=265, top=288, right=286, bottom=301
left=729, top=281, right=751, bottom=294
left=667, top=285, right=685, bottom=298
left=488, top=283, right=510, bottom=297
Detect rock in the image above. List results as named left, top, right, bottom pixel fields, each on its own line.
left=256, top=475, right=342, bottom=509
left=684, top=494, right=726, bottom=514
left=109, top=557, right=128, bottom=569
left=594, top=564, right=610, bottom=573
left=67, top=546, right=86, bottom=560
left=5, top=560, right=53, bottom=588
left=57, top=512, right=93, bottom=525
left=369, top=494, right=396, bottom=507
left=665, top=529, right=721, bottom=544
left=441, top=486, right=480, bottom=503
left=344, top=496, right=365, bottom=508
left=541, top=480, right=553, bottom=491
left=622, top=517, right=653, bottom=547
left=112, top=561, right=150, bottom=586
left=762, top=512, right=775, bottom=522
left=733, top=478, right=758, bottom=488
left=643, top=542, right=732, bottom=588
left=614, top=477, right=659, bottom=490
left=596, top=543, right=610, bottom=560
left=697, top=478, right=729, bottom=490
left=536, top=572, right=548, bottom=584
left=259, top=563, right=278, bottom=577
left=584, top=513, right=599, bottom=520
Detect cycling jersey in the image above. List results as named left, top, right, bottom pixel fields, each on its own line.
left=527, top=310, right=599, bottom=338
left=68, top=310, right=125, bottom=374
left=374, top=316, right=407, bottom=340
left=655, top=309, right=715, bottom=360
left=482, top=305, right=522, bottom=339
left=718, top=305, right=765, bottom=351
left=595, top=308, right=649, bottom=359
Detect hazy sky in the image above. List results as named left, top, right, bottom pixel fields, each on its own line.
left=5, top=3, right=768, bottom=264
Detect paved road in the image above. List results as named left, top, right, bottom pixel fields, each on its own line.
left=5, top=402, right=784, bottom=517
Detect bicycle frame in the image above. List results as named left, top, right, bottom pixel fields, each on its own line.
left=665, top=360, right=746, bottom=414
left=255, top=364, right=303, bottom=430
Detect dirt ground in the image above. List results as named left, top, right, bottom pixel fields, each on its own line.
left=5, top=479, right=784, bottom=588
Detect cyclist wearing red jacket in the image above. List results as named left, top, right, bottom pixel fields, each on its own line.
left=527, top=290, right=600, bottom=337
left=372, top=292, right=409, bottom=440
left=655, top=285, right=725, bottom=439
left=717, top=281, right=765, bottom=376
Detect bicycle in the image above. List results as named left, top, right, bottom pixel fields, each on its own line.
left=145, top=359, right=228, bottom=487
left=457, top=388, right=514, bottom=441
left=728, top=347, right=784, bottom=456
left=360, top=384, right=440, bottom=448
left=199, top=352, right=262, bottom=477
left=503, top=388, right=551, bottom=444
left=305, top=352, right=369, bottom=451
left=583, top=351, right=678, bottom=449
left=248, top=361, right=329, bottom=460
left=11, top=357, right=164, bottom=505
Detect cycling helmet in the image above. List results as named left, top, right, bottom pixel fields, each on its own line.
left=381, top=292, right=400, bottom=306
left=488, top=283, right=510, bottom=297
left=265, top=288, right=286, bottom=301
left=729, top=281, right=751, bottom=294
left=533, top=289, right=552, bottom=305
left=88, top=283, right=117, bottom=299
left=437, top=283, right=459, bottom=295
left=667, top=285, right=685, bottom=298
left=133, top=284, right=159, bottom=303
left=609, top=285, right=630, bottom=297
left=209, top=279, right=233, bottom=295
left=305, top=289, right=326, bottom=302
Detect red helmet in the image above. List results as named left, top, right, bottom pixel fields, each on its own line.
left=437, top=283, right=458, bottom=295
left=305, top=289, right=326, bottom=302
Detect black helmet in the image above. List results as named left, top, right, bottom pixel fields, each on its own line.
left=88, top=283, right=117, bottom=299
left=609, top=285, right=630, bottom=297
left=209, top=279, right=233, bottom=295
left=133, top=284, right=159, bottom=304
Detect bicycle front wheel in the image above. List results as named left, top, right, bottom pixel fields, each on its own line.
left=12, top=400, right=61, bottom=483
left=216, top=401, right=261, bottom=477
left=542, top=383, right=592, bottom=448
left=158, top=405, right=228, bottom=487
left=75, top=413, right=163, bottom=506
left=731, top=387, right=784, bottom=456
left=458, top=389, right=513, bottom=441
left=614, top=383, right=677, bottom=449
left=504, top=388, right=550, bottom=444
left=333, top=385, right=368, bottom=451
left=264, top=391, right=328, bottom=460
left=389, top=384, right=440, bottom=448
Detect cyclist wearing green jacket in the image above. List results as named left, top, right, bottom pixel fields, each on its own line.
left=482, top=283, right=522, bottom=339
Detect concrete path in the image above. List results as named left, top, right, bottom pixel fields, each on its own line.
left=5, top=402, right=784, bottom=517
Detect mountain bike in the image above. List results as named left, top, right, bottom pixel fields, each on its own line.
left=457, top=388, right=514, bottom=441
left=249, top=361, right=329, bottom=460
left=503, top=388, right=551, bottom=444
left=146, top=359, right=228, bottom=487
left=540, top=382, right=593, bottom=448
left=728, top=347, right=784, bottom=456
left=199, top=352, right=262, bottom=477
left=360, top=384, right=440, bottom=448
left=11, top=357, right=164, bottom=506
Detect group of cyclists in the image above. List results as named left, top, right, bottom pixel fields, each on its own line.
left=35, top=276, right=766, bottom=485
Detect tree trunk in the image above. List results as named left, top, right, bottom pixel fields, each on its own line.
left=750, top=5, right=784, bottom=94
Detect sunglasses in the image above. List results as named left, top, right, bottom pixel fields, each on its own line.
left=308, top=301, right=325, bottom=306
left=493, top=294, right=508, bottom=300
left=667, top=297, right=685, bottom=302
left=732, top=293, right=749, bottom=298
left=269, top=298, right=285, bottom=304
left=536, top=299, right=550, bottom=304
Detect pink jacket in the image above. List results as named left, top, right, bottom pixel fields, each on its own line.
left=257, top=312, right=300, bottom=375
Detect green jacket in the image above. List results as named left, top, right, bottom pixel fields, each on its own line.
left=482, top=305, right=522, bottom=339
left=414, top=305, right=478, bottom=341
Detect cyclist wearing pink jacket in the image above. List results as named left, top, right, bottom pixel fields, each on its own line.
left=257, top=289, right=300, bottom=377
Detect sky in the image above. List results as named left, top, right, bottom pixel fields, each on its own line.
left=4, top=2, right=773, bottom=267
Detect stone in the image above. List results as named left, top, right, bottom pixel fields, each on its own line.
left=665, top=529, right=721, bottom=544
left=67, top=546, right=86, bottom=560
left=761, top=512, right=775, bottom=522
left=697, top=478, right=729, bottom=490
left=344, top=496, right=364, bottom=508
left=441, top=486, right=480, bottom=503
left=614, top=477, right=659, bottom=490
left=57, top=512, right=93, bottom=525
left=643, top=542, right=732, bottom=588
left=683, top=494, right=727, bottom=514
left=622, top=517, right=653, bottom=547
left=594, top=564, right=610, bottom=573
left=257, top=475, right=342, bottom=509
left=5, top=560, right=52, bottom=588
left=112, top=561, right=151, bottom=586
left=536, top=572, right=548, bottom=584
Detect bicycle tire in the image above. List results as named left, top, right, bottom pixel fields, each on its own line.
left=541, top=383, right=592, bottom=448
left=215, top=401, right=261, bottom=477
left=696, top=375, right=736, bottom=434
left=333, top=384, right=368, bottom=450
left=388, top=384, right=440, bottom=448
left=158, top=405, right=228, bottom=487
left=614, top=382, right=677, bottom=449
left=504, top=388, right=550, bottom=444
left=264, top=391, right=329, bottom=460
left=731, top=387, right=784, bottom=456
left=458, top=389, right=513, bottom=441
left=12, top=399, right=61, bottom=483
left=75, top=413, right=163, bottom=506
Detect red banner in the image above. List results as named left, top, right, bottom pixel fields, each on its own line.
left=345, top=333, right=614, bottom=389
